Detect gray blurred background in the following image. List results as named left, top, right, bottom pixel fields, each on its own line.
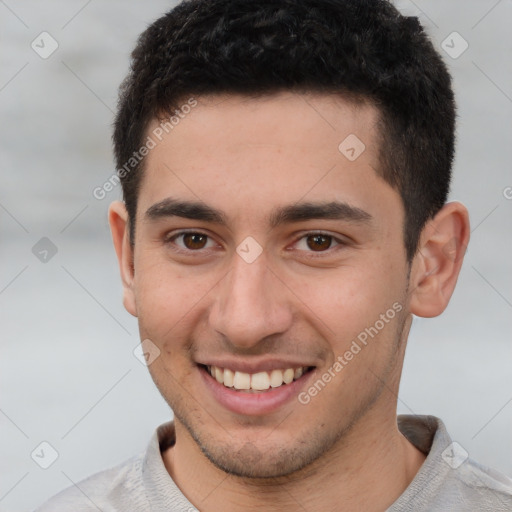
left=1, top=1, right=511, bottom=510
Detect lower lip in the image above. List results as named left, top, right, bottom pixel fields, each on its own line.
left=199, top=366, right=315, bottom=416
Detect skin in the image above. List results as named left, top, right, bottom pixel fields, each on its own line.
left=109, top=92, right=470, bottom=511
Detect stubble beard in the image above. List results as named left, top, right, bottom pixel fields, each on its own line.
left=159, top=306, right=410, bottom=481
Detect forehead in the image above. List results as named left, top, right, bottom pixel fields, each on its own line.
left=148, top=92, right=380, bottom=158
left=137, top=92, right=397, bottom=225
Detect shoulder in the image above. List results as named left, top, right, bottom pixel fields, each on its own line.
left=454, top=457, right=512, bottom=509
left=392, top=415, right=512, bottom=511
left=34, top=454, right=146, bottom=512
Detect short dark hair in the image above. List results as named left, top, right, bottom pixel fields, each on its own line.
left=113, top=0, right=455, bottom=261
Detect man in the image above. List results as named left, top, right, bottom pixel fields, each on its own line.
left=36, top=0, right=512, bottom=510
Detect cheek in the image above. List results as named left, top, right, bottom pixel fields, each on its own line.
left=135, top=272, right=205, bottom=386
left=291, top=264, right=395, bottom=331
left=288, top=259, right=407, bottom=371
left=133, top=243, right=226, bottom=354
left=133, top=260, right=212, bottom=346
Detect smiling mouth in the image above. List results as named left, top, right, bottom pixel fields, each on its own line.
left=199, top=364, right=315, bottom=393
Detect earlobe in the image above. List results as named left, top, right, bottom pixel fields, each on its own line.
left=108, top=200, right=138, bottom=317
left=409, top=202, right=470, bottom=318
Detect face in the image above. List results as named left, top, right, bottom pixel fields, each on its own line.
left=122, top=93, right=413, bottom=478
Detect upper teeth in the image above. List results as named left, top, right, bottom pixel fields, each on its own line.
left=207, top=365, right=307, bottom=391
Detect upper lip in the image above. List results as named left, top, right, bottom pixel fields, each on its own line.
left=197, top=358, right=316, bottom=374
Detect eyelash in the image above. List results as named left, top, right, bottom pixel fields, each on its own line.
left=164, top=230, right=347, bottom=256
left=164, top=230, right=218, bottom=254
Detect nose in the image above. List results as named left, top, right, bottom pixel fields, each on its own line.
left=208, top=251, right=293, bottom=349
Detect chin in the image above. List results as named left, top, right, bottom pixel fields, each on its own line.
left=186, top=418, right=344, bottom=480
left=201, top=443, right=312, bottom=479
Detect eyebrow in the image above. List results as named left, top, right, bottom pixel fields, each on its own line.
left=268, top=201, right=373, bottom=227
left=145, top=197, right=227, bottom=224
left=144, top=197, right=373, bottom=228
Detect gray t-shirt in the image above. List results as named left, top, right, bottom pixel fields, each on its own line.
left=35, top=415, right=512, bottom=511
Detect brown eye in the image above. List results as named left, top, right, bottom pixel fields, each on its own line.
left=306, top=234, right=333, bottom=251
left=182, top=233, right=208, bottom=250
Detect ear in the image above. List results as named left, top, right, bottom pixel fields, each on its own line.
left=409, top=201, right=470, bottom=318
left=108, top=200, right=138, bottom=317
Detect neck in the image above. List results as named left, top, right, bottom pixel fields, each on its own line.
left=163, top=405, right=426, bottom=512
